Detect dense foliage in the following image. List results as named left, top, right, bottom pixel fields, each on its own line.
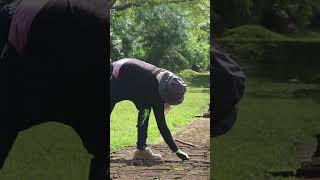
left=111, top=0, right=210, bottom=72
left=217, top=25, right=320, bottom=82
left=0, top=0, right=210, bottom=72
left=213, top=0, right=320, bottom=35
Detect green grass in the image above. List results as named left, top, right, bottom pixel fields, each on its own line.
left=110, top=86, right=210, bottom=151
left=0, top=123, right=92, bottom=180
left=211, top=77, right=320, bottom=180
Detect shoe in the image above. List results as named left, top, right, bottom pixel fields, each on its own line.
left=203, top=111, right=210, bottom=118
left=133, top=147, right=162, bottom=160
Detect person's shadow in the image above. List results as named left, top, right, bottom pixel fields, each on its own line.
left=110, top=158, right=164, bottom=167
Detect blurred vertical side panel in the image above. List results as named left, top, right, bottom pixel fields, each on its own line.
left=210, top=1, right=246, bottom=137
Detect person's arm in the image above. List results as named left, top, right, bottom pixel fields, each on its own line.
left=153, top=103, right=189, bottom=160
left=153, top=103, right=178, bottom=152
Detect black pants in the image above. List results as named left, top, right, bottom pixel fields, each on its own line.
left=137, top=108, right=151, bottom=150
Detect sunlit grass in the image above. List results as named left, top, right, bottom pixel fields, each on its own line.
left=110, top=87, right=210, bottom=151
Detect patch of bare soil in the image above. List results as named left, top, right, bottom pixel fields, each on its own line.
left=110, top=118, right=210, bottom=180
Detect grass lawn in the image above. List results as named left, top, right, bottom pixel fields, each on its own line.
left=211, top=77, right=320, bottom=180
left=0, top=123, right=92, bottom=180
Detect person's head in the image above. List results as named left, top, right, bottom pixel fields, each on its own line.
left=156, top=71, right=187, bottom=106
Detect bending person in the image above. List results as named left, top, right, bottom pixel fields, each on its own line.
left=0, top=0, right=108, bottom=179
left=110, top=58, right=190, bottom=161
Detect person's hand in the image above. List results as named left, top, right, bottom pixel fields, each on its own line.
left=175, top=149, right=190, bottom=161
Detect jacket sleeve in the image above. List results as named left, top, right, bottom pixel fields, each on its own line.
left=153, top=103, right=179, bottom=152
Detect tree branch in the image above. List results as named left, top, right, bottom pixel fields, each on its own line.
left=111, top=2, right=142, bottom=11
left=111, top=0, right=197, bottom=11
left=165, top=0, right=195, bottom=4
left=110, top=0, right=118, bottom=7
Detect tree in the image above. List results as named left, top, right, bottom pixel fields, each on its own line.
left=213, top=0, right=318, bottom=34
left=110, top=0, right=210, bottom=72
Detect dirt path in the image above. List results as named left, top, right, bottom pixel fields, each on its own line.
left=297, top=134, right=320, bottom=180
left=110, top=118, right=210, bottom=180
left=269, top=135, right=320, bottom=180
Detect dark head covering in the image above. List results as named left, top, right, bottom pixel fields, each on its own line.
left=157, top=71, right=187, bottom=105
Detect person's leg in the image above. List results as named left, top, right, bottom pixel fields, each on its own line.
left=0, top=54, right=21, bottom=168
left=0, top=129, right=19, bottom=169
left=87, top=130, right=108, bottom=180
left=0, top=50, right=9, bottom=123
left=72, top=114, right=108, bottom=180
left=110, top=100, right=115, bottom=116
left=136, top=108, right=151, bottom=150
left=68, top=70, right=108, bottom=179
left=133, top=108, right=162, bottom=160
left=2, top=42, right=27, bottom=128
left=24, top=1, right=109, bottom=178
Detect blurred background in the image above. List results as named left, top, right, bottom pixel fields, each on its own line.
left=212, top=0, right=320, bottom=179
left=110, top=0, right=210, bottom=72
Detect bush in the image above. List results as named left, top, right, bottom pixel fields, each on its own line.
left=222, top=25, right=288, bottom=40
left=179, top=69, right=210, bottom=88
left=217, top=38, right=320, bottom=82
